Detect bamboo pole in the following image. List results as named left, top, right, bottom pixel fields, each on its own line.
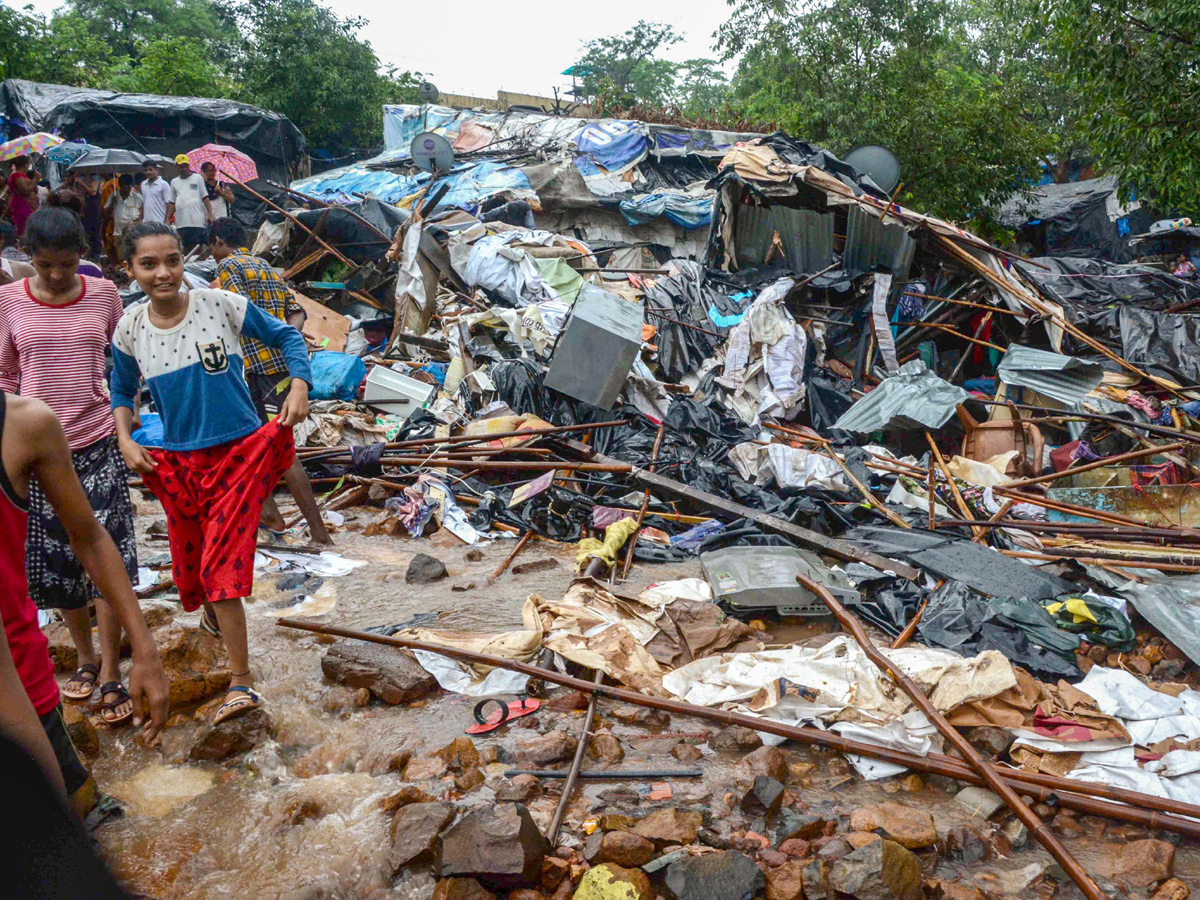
left=925, top=433, right=985, bottom=540
left=620, top=424, right=666, bottom=580
left=489, top=530, right=534, bottom=583
left=274, top=617, right=1200, bottom=840
left=794, top=573, right=1105, bottom=900
left=1003, top=442, right=1187, bottom=489
left=547, top=669, right=603, bottom=845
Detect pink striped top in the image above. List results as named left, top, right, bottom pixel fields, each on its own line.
left=0, top=276, right=125, bottom=450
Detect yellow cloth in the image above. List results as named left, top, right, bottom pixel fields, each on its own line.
left=1045, top=597, right=1098, bottom=625
left=575, top=517, right=640, bottom=572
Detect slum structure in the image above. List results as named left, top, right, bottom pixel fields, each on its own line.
left=122, top=116, right=1200, bottom=899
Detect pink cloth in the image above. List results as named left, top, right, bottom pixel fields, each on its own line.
left=0, top=276, right=125, bottom=449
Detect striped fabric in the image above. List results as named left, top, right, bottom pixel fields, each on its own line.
left=0, top=276, right=124, bottom=450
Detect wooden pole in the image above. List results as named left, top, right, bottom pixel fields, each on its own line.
left=1003, top=442, right=1187, bottom=489
left=925, top=433, right=985, bottom=540
left=547, top=669, right=603, bottom=845
left=620, top=424, right=666, bottom=580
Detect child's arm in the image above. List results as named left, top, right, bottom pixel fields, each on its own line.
left=240, top=300, right=314, bottom=426
left=23, top=403, right=170, bottom=742
left=110, top=337, right=157, bottom=474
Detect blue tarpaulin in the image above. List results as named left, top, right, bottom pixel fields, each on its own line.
left=619, top=193, right=712, bottom=230
left=426, top=160, right=531, bottom=212
left=573, top=120, right=648, bottom=175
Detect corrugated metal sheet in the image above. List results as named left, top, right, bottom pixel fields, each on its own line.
left=734, top=205, right=834, bottom=272
left=843, top=205, right=915, bottom=277
left=997, top=344, right=1105, bottom=406
left=834, top=360, right=971, bottom=433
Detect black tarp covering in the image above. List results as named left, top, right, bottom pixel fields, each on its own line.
left=643, top=260, right=732, bottom=381
left=1016, top=256, right=1200, bottom=310
left=1, top=79, right=304, bottom=184
left=287, top=199, right=408, bottom=264
left=997, top=177, right=1141, bottom=261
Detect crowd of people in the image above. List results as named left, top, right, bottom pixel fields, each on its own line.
left=0, top=149, right=330, bottom=847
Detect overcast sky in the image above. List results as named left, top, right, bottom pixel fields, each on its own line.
left=23, top=0, right=737, bottom=99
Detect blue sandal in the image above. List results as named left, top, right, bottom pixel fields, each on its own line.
left=213, top=685, right=262, bottom=725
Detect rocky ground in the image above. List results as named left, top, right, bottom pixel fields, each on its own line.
left=47, top=492, right=1199, bottom=900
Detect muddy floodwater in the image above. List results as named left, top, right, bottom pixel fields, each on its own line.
left=76, top=499, right=1198, bottom=899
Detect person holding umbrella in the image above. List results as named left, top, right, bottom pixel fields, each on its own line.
left=165, top=154, right=212, bottom=254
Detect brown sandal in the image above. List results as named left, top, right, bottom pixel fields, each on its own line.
left=62, top=663, right=100, bottom=701
left=99, top=682, right=133, bottom=726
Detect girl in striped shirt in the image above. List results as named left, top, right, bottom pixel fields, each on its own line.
left=0, top=208, right=142, bottom=727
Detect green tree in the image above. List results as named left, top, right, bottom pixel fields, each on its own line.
left=63, top=0, right=240, bottom=68
left=675, top=58, right=731, bottom=119
left=109, top=36, right=230, bottom=97
left=1044, top=0, right=1200, bottom=213
left=720, top=0, right=1048, bottom=227
left=575, top=20, right=683, bottom=107
left=0, top=6, right=124, bottom=87
left=235, top=0, right=414, bottom=152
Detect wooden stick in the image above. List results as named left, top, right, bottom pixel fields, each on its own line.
left=226, top=174, right=358, bottom=270
left=794, top=573, right=1106, bottom=900
left=1004, top=442, right=1187, bottom=489
left=547, top=669, right=603, bottom=845
left=896, top=320, right=1006, bottom=353
left=925, top=433, right=985, bottom=540
left=820, top=445, right=912, bottom=529
left=889, top=596, right=929, bottom=649
left=1000, top=550, right=1200, bottom=573
left=489, top=530, right=533, bottom=583
left=620, top=424, right=666, bottom=580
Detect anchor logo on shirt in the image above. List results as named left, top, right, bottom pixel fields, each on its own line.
left=196, top=339, right=229, bottom=374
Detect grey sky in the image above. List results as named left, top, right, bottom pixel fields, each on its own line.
left=22, top=0, right=737, bottom=100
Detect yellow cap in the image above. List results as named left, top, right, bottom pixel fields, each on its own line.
left=174, top=153, right=190, bottom=165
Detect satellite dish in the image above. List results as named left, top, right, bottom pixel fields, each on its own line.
left=845, top=145, right=902, bottom=194
left=410, top=132, right=454, bottom=173
left=417, top=82, right=440, bottom=104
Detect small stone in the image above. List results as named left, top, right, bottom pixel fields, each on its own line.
left=511, top=558, right=559, bottom=575
left=431, top=878, right=496, bottom=900
left=188, top=707, right=271, bottom=762
left=928, top=879, right=986, bottom=900
left=389, top=801, right=455, bottom=871
left=761, top=849, right=789, bottom=868
left=539, top=856, right=570, bottom=892
left=60, top=704, right=99, bottom=757
left=1128, top=656, right=1153, bottom=675
left=545, top=691, right=588, bottom=711
left=1095, top=838, right=1175, bottom=888
left=516, top=730, right=577, bottom=766
left=362, top=744, right=411, bottom=776
left=591, top=831, right=655, bottom=868
left=1052, top=809, right=1084, bottom=837
left=710, top=725, right=763, bottom=751
left=631, top=809, right=702, bottom=847
left=1001, top=818, right=1028, bottom=849
left=1153, top=877, right=1190, bottom=900
left=670, top=743, right=702, bottom=763
left=433, top=736, right=483, bottom=773
left=664, top=850, right=764, bottom=900
left=321, top=641, right=437, bottom=705
left=898, top=773, right=923, bottom=792
left=508, top=892, right=545, bottom=900
left=942, top=824, right=986, bottom=864
left=818, top=837, right=852, bottom=861
left=739, top=745, right=789, bottom=783
left=598, top=787, right=640, bottom=806
left=407, top=552, right=448, bottom=584
left=587, top=730, right=624, bottom=763
left=574, top=863, right=652, bottom=900
left=774, top=810, right=835, bottom=843
left=379, top=785, right=435, bottom=813
left=741, top=775, right=785, bottom=816
left=965, top=726, right=1014, bottom=759
left=452, top=581, right=477, bottom=592
left=765, top=859, right=806, bottom=900
left=609, top=706, right=670, bottom=727
left=464, top=548, right=485, bottom=562
left=778, top=838, right=810, bottom=858
left=827, top=839, right=921, bottom=900
left=1153, top=659, right=1189, bottom=682
left=281, top=798, right=324, bottom=826
left=846, top=832, right=881, bottom=850
left=455, top=767, right=485, bottom=792
left=405, top=757, right=450, bottom=781
left=496, top=774, right=540, bottom=802
left=954, top=786, right=1005, bottom=819
left=802, top=861, right=826, bottom=900
left=600, top=814, right=636, bottom=832
left=439, top=804, right=549, bottom=889
left=849, top=802, right=937, bottom=849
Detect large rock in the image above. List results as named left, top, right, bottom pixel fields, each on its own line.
left=408, top=552, right=449, bottom=584
left=827, top=839, right=922, bottom=900
left=587, top=730, right=625, bottom=763
left=739, top=746, right=789, bottom=783
left=321, top=641, right=437, bottom=705
left=741, top=775, right=785, bottom=816
left=153, top=624, right=231, bottom=707
left=432, top=878, right=496, bottom=900
left=1095, top=839, right=1175, bottom=888
left=765, top=860, right=807, bottom=900
left=515, top=730, right=577, bottom=767
left=60, top=703, right=99, bottom=757
left=710, top=726, right=763, bottom=751
left=188, top=707, right=271, bottom=761
left=574, top=863, right=652, bottom=900
left=631, top=808, right=702, bottom=847
left=439, top=804, right=548, bottom=889
left=664, top=850, right=764, bottom=900
left=590, top=831, right=656, bottom=868
left=390, top=802, right=455, bottom=871
left=849, top=802, right=937, bottom=849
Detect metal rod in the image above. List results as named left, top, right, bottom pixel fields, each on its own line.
left=620, top=424, right=666, bottom=581
left=313, top=457, right=632, bottom=473
left=226, top=174, right=358, bottom=271
left=925, top=433, right=985, bottom=540
left=508, top=769, right=703, bottom=780
left=1003, top=442, right=1187, bottom=489
left=297, top=420, right=630, bottom=458
left=644, top=308, right=723, bottom=338
left=794, top=573, right=1106, bottom=900
left=273, top=618, right=1200, bottom=837
left=547, top=669, right=603, bottom=845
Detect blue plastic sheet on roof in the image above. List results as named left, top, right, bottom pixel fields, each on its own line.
left=383, top=104, right=461, bottom=151
left=573, top=120, right=648, bottom=175
left=426, top=160, right=531, bottom=212
left=618, top=192, right=712, bottom=230
left=291, top=166, right=428, bottom=204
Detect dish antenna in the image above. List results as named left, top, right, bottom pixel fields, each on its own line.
left=417, top=82, right=440, bottom=104
left=845, top=145, right=902, bottom=194
left=410, top=132, right=454, bottom=174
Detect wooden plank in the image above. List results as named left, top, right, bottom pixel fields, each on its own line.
left=291, top=290, right=350, bottom=353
